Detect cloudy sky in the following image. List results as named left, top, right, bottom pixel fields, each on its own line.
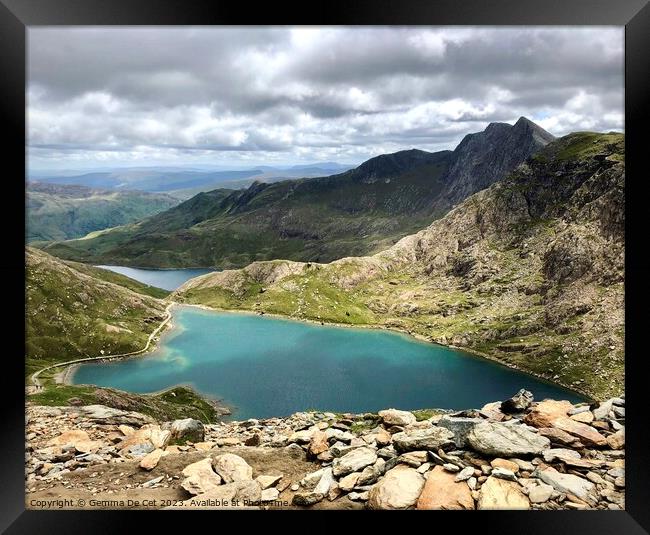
left=27, top=26, right=623, bottom=171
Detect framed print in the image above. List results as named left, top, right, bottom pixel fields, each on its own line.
left=1, top=0, right=649, bottom=531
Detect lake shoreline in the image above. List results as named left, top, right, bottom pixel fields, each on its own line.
left=68, top=300, right=588, bottom=408
left=177, top=302, right=591, bottom=402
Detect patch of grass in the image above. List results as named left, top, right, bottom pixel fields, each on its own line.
left=412, top=409, right=445, bottom=421
left=31, top=384, right=224, bottom=423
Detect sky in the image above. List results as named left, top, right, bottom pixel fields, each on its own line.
left=27, top=26, right=624, bottom=172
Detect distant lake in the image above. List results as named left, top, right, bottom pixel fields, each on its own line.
left=71, top=306, right=585, bottom=419
left=96, top=265, right=215, bottom=291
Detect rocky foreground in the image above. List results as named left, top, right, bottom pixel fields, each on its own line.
left=26, top=391, right=625, bottom=510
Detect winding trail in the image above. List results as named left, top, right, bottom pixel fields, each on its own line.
left=29, top=302, right=175, bottom=394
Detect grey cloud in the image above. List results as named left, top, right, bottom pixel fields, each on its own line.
left=27, top=27, right=623, bottom=169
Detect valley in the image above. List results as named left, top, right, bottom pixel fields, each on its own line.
left=27, top=182, right=179, bottom=242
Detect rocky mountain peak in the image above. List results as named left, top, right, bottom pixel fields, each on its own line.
left=512, top=116, right=556, bottom=144
left=437, top=117, right=556, bottom=208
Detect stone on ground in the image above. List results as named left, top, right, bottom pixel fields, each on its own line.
left=416, top=465, right=475, bottom=510
left=477, top=476, right=530, bottom=510
left=368, top=465, right=425, bottom=510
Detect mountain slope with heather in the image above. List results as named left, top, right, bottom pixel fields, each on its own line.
left=173, top=132, right=625, bottom=400
left=40, top=118, right=554, bottom=269
left=27, top=182, right=179, bottom=242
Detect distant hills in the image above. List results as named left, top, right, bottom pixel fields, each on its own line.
left=27, top=182, right=179, bottom=242
left=41, top=117, right=555, bottom=269
left=30, top=162, right=355, bottom=200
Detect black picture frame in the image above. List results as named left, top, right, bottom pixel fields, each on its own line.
left=2, top=0, right=648, bottom=531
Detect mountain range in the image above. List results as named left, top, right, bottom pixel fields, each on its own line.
left=30, top=162, right=354, bottom=200
left=40, top=117, right=555, bottom=269
left=173, top=131, right=625, bottom=400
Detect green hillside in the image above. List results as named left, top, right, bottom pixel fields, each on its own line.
left=27, top=182, right=178, bottom=242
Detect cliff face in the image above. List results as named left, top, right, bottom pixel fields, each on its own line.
left=175, top=132, right=624, bottom=400
left=437, top=117, right=555, bottom=209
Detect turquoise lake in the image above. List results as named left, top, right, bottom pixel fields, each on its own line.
left=96, top=265, right=215, bottom=291
left=72, top=306, right=585, bottom=419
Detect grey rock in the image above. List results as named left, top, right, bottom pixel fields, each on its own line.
left=500, top=389, right=534, bottom=413
left=392, top=427, right=455, bottom=453
left=332, top=447, right=377, bottom=477
left=467, top=422, right=550, bottom=456
left=491, top=467, right=517, bottom=481
left=537, top=467, right=596, bottom=503
left=455, top=466, right=475, bottom=482
left=437, top=416, right=483, bottom=448
left=542, top=448, right=581, bottom=464
left=166, top=418, right=205, bottom=444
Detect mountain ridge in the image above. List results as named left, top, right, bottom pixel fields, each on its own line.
left=40, top=118, right=554, bottom=269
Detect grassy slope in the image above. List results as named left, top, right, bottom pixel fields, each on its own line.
left=25, top=247, right=168, bottom=376
left=27, top=186, right=178, bottom=242
left=174, top=133, right=625, bottom=400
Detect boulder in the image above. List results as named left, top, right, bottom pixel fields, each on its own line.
left=378, top=409, right=417, bottom=427
left=607, top=429, right=625, bottom=449
left=367, top=465, right=424, bottom=510
left=490, top=458, right=520, bottom=473
left=551, top=417, right=607, bottom=447
left=467, top=422, right=550, bottom=456
left=477, top=476, right=530, bottom=510
left=167, top=418, right=205, bottom=444
left=523, top=400, right=572, bottom=428
left=332, top=447, right=377, bottom=477
left=313, top=467, right=334, bottom=495
left=181, top=458, right=223, bottom=495
left=139, top=448, right=165, bottom=471
left=289, top=429, right=315, bottom=444
left=150, top=428, right=171, bottom=449
left=455, top=466, right=475, bottom=482
left=570, top=411, right=594, bottom=424
left=261, top=488, right=280, bottom=502
left=500, top=389, right=534, bottom=414
left=292, top=492, right=325, bottom=506
left=528, top=483, right=554, bottom=503
left=536, top=466, right=596, bottom=504
left=542, top=448, right=582, bottom=464
left=308, top=430, right=329, bottom=456
left=537, top=427, right=579, bottom=446
left=392, top=427, right=455, bottom=453
left=416, top=465, right=475, bottom=510
left=437, top=416, right=483, bottom=447
left=212, top=453, right=253, bottom=483
left=77, top=405, right=155, bottom=427
left=338, top=472, right=360, bottom=492
left=593, top=399, right=614, bottom=421
left=490, top=467, right=517, bottom=481
left=479, top=401, right=506, bottom=421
